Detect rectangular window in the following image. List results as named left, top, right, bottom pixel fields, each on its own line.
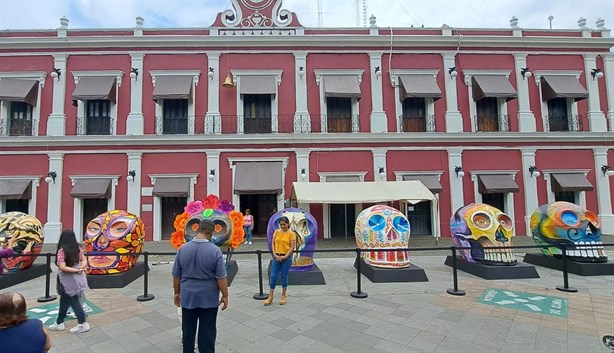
left=9, top=102, right=33, bottom=136
left=547, top=98, right=569, bottom=131
left=402, top=98, right=427, bottom=132
left=326, top=97, right=352, bottom=133
left=163, top=99, right=188, bottom=134
left=243, top=94, right=272, bottom=134
left=85, top=100, right=111, bottom=135
left=475, top=97, right=499, bottom=132
left=554, top=191, right=576, bottom=203
left=481, top=193, right=505, bottom=212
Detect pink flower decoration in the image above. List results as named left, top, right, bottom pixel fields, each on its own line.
left=185, top=200, right=204, bottom=215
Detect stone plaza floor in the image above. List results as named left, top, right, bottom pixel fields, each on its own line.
left=8, top=237, right=614, bottom=353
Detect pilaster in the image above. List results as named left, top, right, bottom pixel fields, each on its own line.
left=584, top=54, right=606, bottom=132
left=127, top=52, right=145, bottom=135
left=369, top=52, right=387, bottom=133
left=127, top=152, right=143, bottom=215
left=514, top=53, right=536, bottom=132
left=44, top=152, right=64, bottom=243
left=441, top=52, right=462, bottom=132
left=47, top=54, right=67, bottom=136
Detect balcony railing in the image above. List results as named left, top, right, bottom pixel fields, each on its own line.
left=545, top=114, right=582, bottom=132
left=474, top=114, right=510, bottom=132
left=0, top=118, right=37, bottom=136
left=155, top=115, right=195, bottom=135
left=398, top=114, right=436, bottom=132
left=76, top=116, right=115, bottom=136
left=206, top=115, right=302, bottom=134
left=321, top=114, right=360, bottom=133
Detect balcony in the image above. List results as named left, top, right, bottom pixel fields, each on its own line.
left=321, top=114, right=360, bottom=133
left=545, top=114, right=582, bottom=132
left=206, top=115, right=303, bottom=134
left=0, top=118, right=36, bottom=136
left=399, top=114, right=436, bottom=132
left=155, top=115, right=194, bottom=135
left=474, top=114, right=510, bottom=132
left=76, top=116, right=115, bottom=136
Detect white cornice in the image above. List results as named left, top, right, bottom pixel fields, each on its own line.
left=71, top=70, right=124, bottom=86
left=314, top=69, right=364, bottom=85
left=149, top=70, right=201, bottom=87
left=389, top=69, right=439, bottom=87
left=0, top=71, right=47, bottom=87
left=533, top=70, right=583, bottom=81
left=148, top=173, right=199, bottom=185
left=69, top=175, right=120, bottom=185
left=469, top=170, right=519, bottom=181
left=229, top=69, right=283, bottom=86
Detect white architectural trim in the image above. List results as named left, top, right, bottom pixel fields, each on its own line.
left=470, top=171, right=518, bottom=232
left=390, top=69, right=439, bottom=133
left=150, top=70, right=200, bottom=135
left=318, top=171, right=367, bottom=239
left=227, top=157, right=289, bottom=214
left=69, top=175, right=119, bottom=238
left=463, top=70, right=513, bottom=132
left=230, top=69, right=283, bottom=134
left=314, top=69, right=364, bottom=133
left=0, top=176, right=40, bottom=216
left=0, top=71, right=47, bottom=137
left=542, top=169, right=590, bottom=207
left=148, top=173, right=198, bottom=241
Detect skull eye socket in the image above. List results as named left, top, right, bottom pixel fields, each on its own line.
left=498, top=214, right=513, bottom=231
left=108, top=221, right=130, bottom=239
left=585, top=211, right=600, bottom=228
left=560, top=211, right=580, bottom=226
left=368, top=214, right=386, bottom=231
left=392, top=216, right=409, bottom=233
left=472, top=212, right=492, bottom=229
left=85, top=220, right=102, bottom=239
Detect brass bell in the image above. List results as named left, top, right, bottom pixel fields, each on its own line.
left=222, top=74, right=234, bottom=88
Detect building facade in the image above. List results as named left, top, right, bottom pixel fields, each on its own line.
left=0, top=0, right=613, bottom=242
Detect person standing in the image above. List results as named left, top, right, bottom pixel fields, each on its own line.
left=173, top=219, right=229, bottom=353
left=0, top=292, right=52, bottom=353
left=243, top=209, right=254, bottom=245
left=264, top=216, right=296, bottom=306
left=48, top=230, right=90, bottom=334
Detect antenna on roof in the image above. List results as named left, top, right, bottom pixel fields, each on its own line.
left=317, top=0, right=323, bottom=27
left=548, top=15, right=554, bottom=30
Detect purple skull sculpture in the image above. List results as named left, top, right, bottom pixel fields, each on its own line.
left=267, top=207, right=318, bottom=272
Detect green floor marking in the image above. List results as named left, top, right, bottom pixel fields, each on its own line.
left=28, top=299, right=103, bottom=324
left=478, top=288, right=568, bottom=318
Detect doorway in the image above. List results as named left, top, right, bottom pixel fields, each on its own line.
left=482, top=193, right=505, bottom=212
left=330, top=204, right=355, bottom=240
left=5, top=199, right=29, bottom=213
left=82, top=198, right=108, bottom=239
left=406, top=201, right=432, bottom=236
left=161, top=197, right=186, bottom=240
left=239, top=194, right=277, bottom=237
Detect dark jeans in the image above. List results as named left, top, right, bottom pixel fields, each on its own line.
left=182, top=307, right=219, bottom=353
left=56, top=292, right=86, bottom=324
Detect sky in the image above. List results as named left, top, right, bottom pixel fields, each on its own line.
left=0, top=0, right=613, bottom=31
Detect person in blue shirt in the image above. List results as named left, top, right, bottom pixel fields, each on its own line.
left=173, top=219, right=229, bottom=353
left=0, top=292, right=51, bottom=353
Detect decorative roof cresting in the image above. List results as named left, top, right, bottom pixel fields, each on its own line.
left=221, top=0, right=293, bottom=28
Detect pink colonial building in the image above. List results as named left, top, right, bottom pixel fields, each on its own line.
left=0, top=0, right=613, bottom=242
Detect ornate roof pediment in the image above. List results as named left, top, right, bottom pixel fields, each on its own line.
left=212, top=0, right=301, bottom=29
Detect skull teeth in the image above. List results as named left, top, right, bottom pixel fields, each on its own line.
left=571, top=241, right=607, bottom=258
left=483, top=251, right=516, bottom=263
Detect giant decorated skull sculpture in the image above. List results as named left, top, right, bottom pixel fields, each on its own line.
left=267, top=207, right=318, bottom=272
left=530, top=201, right=606, bottom=263
left=84, top=210, right=145, bottom=274
left=170, top=195, right=245, bottom=259
left=450, top=203, right=516, bottom=265
left=0, top=212, right=44, bottom=272
left=354, top=205, right=411, bottom=268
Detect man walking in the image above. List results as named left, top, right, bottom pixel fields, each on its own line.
left=173, top=220, right=229, bottom=353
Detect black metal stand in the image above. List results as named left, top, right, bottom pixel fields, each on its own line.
left=253, top=250, right=269, bottom=300
left=350, top=248, right=368, bottom=298
left=37, top=253, right=57, bottom=303
left=446, top=247, right=466, bottom=296
left=137, top=252, right=155, bottom=301
left=556, top=245, right=578, bottom=293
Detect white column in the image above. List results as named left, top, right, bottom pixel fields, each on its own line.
left=296, top=148, right=310, bottom=182
left=594, top=148, right=614, bottom=234
left=441, top=52, right=463, bottom=132
left=126, top=52, right=144, bottom=135
left=448, top=148, right=464, bottom=213
left=44, top=152, right=64, bottom=243
left=207, top=150, right=220, bottom=196
left=369, top=52, right=387, bottom=133
left=372, top=148, right=387, bottom=182
left=603, top=53, right=614, bottom=131
left=205, top=52, right=221, bottom=134
left=584, top=54, right=607, bottom=132
left=293, top=51, right=310, bottom=133
left=514, top=53, right=536, bottom=132
left=47, top=54, right=67, bottom=136
left=521, top=149, right=539, bottom=236
left=464, top=75, right=476, bottom=131
left=126, top=152, right=142, bottom=215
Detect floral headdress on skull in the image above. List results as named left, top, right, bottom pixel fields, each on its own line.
left=170, top=194, right=245, bottom=251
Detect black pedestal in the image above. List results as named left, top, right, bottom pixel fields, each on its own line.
left=523, top=253, right=614, bottom=276
left=0, top=264, right=49, bottom=290
left=226, top=260, right=238, bottom=287
left=267, top=260, right=326, bottom=285
left=444, top=256, right=540, bottom=280
left=353, top=258, right=428, bottom=283
left=87, top=261, right=148, bottom=289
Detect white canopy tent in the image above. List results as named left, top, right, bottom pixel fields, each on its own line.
left=291, top=180, right=441, bottom=238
